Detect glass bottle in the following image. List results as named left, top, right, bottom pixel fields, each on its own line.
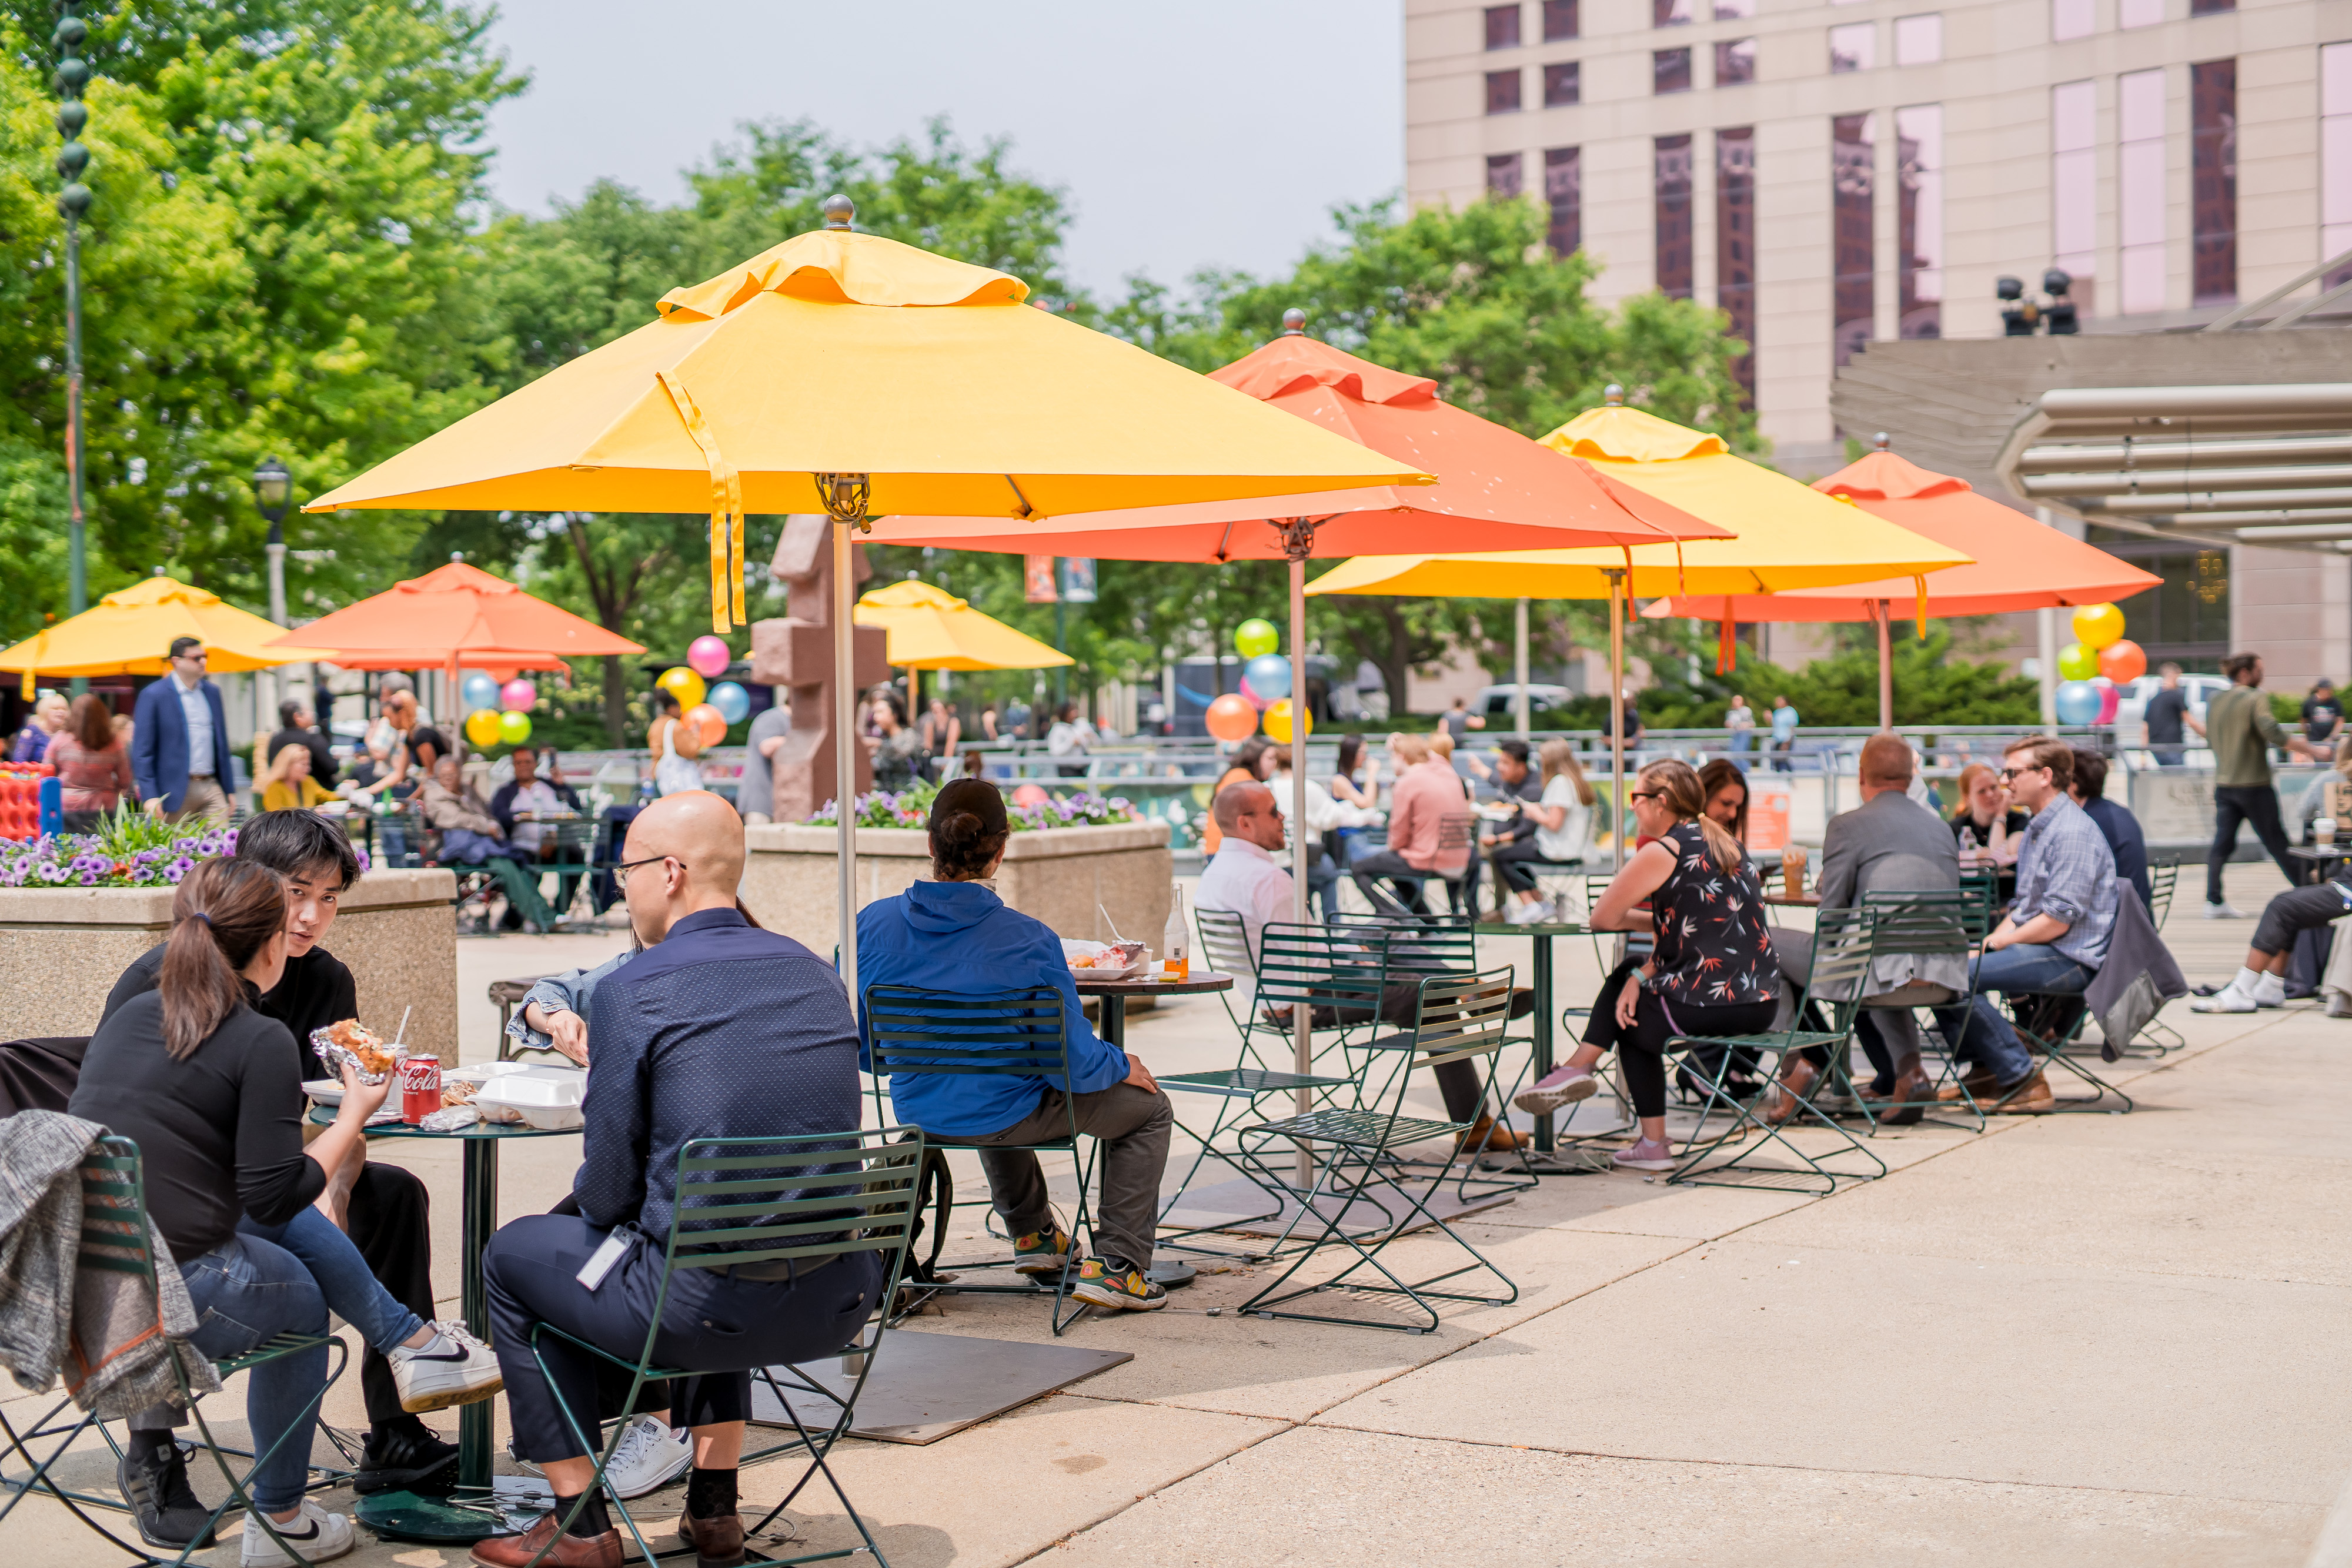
left=1163, top=882, right=1188, bottom=981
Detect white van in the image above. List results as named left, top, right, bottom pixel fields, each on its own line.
left=2112, top=673, right=2231, bottom=747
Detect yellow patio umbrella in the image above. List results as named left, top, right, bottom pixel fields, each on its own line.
left=302, top=199, right=1429, bottom=995
left=854, top=579, right=1071, bottom=716
left=0, top=574, right=335, bottom=699
left=1311, top=394, right=1974, bottom=861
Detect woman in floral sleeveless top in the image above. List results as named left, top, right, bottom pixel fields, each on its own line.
left=1508, top=758, right=1780, bottom=1172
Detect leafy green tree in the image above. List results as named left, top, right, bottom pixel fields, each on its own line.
left=1638, top=624, right=2040, bottom=728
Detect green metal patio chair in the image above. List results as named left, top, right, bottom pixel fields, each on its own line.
left=862, top=985, right=1103, bottom=1333
left=1665, top=908, right=1890, bottom=1194
left=524, top=1130, right=922, bottom=1568
left=0, top=1137, right=353, bottom=1568
left=1853, top=887, right=1992, bottom=1133
left=1233, top=967, right=1521, bottom=1334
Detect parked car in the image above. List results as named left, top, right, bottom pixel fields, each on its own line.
left=2113, top=672, right=2230, bottom=746
left=1476, top=683, right=1575, bottom=719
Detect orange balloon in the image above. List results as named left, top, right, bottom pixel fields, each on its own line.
left=686, top=703, right=727, bottom=745
left=2097, top=639, right=2147, bottom=684
left=1204, top=692, right=1259, bottom=742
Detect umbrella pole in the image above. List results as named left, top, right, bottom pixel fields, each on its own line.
left=830, top=508, right=863, bottom=1002
left=1875, top=599, right=1893, bottom=731
left=1607, top=569, right=1626, bottom=871
left=1287, top=544, right=1315, bottom=1185
left=1515, top=598, right=1531, bottom=739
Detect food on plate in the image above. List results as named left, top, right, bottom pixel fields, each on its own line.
left=322, top=1019, right=398, bottom=1075
left=440, top=1079, right=479, bottom=1108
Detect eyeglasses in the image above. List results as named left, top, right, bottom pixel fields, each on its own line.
left=1997, top=765, right=2043, bottom=782
left=612, top=854, right=677, bottom=890
left=177, top=651, right=208, bottom=663
left=1628, top=789, right=1664, bottom=803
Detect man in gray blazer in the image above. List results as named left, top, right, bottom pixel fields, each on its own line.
left=1770, top=733, right=1963, bottom=1125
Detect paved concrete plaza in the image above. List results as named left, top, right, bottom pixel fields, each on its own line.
left=9, top=861, right=2348, bottom=1566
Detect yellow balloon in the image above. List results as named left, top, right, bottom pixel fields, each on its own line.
left=657, top=666, right=707, bottom=710
left=2071, top=603, right=2124, bottom=651
left=463, top=708, right=503, bottom=747
left=1262, top=698, right=1312, bottom=744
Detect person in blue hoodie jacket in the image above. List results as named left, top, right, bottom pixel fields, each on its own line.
left=857, top=778, right=1173, bottom=1313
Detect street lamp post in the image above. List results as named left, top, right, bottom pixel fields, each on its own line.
left=54, top=2, right=93, bottom=697
left=255, top=456, right=294, bottom=720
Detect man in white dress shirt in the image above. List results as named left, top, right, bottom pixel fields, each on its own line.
left=1194, top=783, right=1294, bottom=957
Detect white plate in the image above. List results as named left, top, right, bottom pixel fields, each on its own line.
left=302, top=1079, right=345, bottom=1106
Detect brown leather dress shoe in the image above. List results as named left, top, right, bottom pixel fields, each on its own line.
left=1880, top=1062, right=1931, bottom=1126
left=679, top=1510, right=747, bottom=1568
left=1456, top=1115, right=1526, bottom=1154
left=470, top=1513, right=623, bottom=1568
left=1935, top=1068, right=2000, bottom=1104
left=1991, top=1069, right=2056, bottom=1114
left=1760, top=1057, right=1818, bottom=1126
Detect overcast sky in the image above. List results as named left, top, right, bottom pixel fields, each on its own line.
left=477, top=1, right=1405, bottom=299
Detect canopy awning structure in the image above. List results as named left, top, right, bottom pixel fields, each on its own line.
left=274, top=561, right=645, bottom=682
left=0, top=576, right=335, bottom=697
left=853, top=579, right=1071, bottom=671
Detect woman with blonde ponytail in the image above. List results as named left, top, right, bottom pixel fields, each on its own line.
left=72, top=861, right=503, bottom=1560
left=1508, top=758, right=1781, bottom=1172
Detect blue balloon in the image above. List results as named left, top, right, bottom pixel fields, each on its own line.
left=459, top=671, right=499, bottom=713
left=709, top=680, right=751, bottom=726
left=1243, top=654, right=1292, bottom=700
left=2054, top=679, right=2103, bottom=726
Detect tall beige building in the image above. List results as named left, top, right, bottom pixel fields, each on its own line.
left=1407, top=0, right=2352, bottom=678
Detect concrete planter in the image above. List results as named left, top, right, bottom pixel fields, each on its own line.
left=741, top=821, right=1173, bottom=954
left=0, top=868, right=461, bottom=1062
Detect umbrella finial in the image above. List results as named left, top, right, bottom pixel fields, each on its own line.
left=821, top=194, right=855, bottom=230
left=1873, top=432, right=1891, bottom=451
left=1280, top=307, right=1308, bottom=337
left=1603, top=384, right=1625, bottom=406
left=450, top=550, right=465, bottom=563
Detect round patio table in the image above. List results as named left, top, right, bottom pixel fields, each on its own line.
left=308, top=1106, right=578, bottom=1544
left=1073, top=971, right=1234, bottom=1288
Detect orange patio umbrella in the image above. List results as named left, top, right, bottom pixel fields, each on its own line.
left=1642, top=446, right=2162, bottom=726
left=275, top=560, right=646, bottom=684
left=873, top=322, right=1733, bottom=1131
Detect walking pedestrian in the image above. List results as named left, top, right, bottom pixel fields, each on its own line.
left=1768, top=695, right=1799, bottom=773
left=2194, top=652, right=2322, bottom=918
left=2142, top=663, right=2190, bottom=767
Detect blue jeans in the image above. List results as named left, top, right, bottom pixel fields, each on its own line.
left=240, top=1206, right=425, bottom=1356
left=176, top=1235, right=333, bottom=1513
left=1934, top=943, right=2091, bottom=1087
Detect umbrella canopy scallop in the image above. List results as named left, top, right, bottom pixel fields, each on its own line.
left=277, top=561, right=644, bottom=682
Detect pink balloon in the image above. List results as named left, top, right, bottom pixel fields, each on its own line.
left=1237, top=676, right=1274, bottom=711
left=2096, top=685, right=2119, bottom=724
left=1010, top=783, right=1051, bottom=808
left=687, top=635, right=733, bottom=679
left=499, top=678, right=537, bottom=713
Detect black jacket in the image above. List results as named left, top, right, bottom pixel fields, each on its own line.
left=104, top=943, right=359, bottom=1081
left=488, top=777, right=582, bottom=838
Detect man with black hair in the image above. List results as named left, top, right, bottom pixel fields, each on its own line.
left=100, top=810, right=457, bottom=1499
left=268, top=698, right=339, bottom=790
left=2196, top=652, right=2321, bottom=917
left=2069, top=748, right=2150, bottom=910
left=131, top=636, right=236, bottom=826
left=1478, top=738, right=1551, bottom=924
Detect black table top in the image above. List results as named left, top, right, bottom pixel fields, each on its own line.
left=1071, top=971, right=1235, bottom=996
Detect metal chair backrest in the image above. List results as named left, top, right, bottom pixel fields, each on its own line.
left=665, top=1130, right=923, bottom=1278
left=863, top=985, right=1073, bottom=1138
left=1795, top=908, right=1879, bottom=1034
left=1431, top=813, right=1477, bottom=878
left=78, top=1136, right=155, bottom=1288
left=1365, top=920, right=1478, bottom=981
left=1195, top=907, right=1257, bottom=978
left=1858, top=888, right=1974, bottom=964
left=1958, top=866, right=2002, bottom=917
left=1584, top=872, right=1655, bottom=963
left=2147, top=860, right=2177, bottom=928
left=1257, top=922, right=1387, bottom=1021
left=1402, top=967, right=1516, bottom=1082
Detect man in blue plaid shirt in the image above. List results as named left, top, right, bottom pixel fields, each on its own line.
left=1932, top=735, right=2117, bottom=1114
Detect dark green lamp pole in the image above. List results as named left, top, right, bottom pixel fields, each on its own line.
left=54, top=1, right=93, bottom=674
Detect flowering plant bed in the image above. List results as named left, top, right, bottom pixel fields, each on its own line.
left=804, top=780, right=1140, bottom=832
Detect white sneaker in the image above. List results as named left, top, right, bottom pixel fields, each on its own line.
left=242, top=1500, right=354, bottom=1567
left=1505, top=900, right=1548, bottom=926
left=389, top=1320, right=503, bottom=1413
left=2204, top=902, right=2246, bottom=920
left=600, top=1415, right=693, bottom=1499
left=2190, top=985, right=2258, bottom=1013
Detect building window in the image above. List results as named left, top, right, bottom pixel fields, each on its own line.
left=1486, top=4, right=1523, bottom=49
left=1545, top=61, right=1581, bottom=105
left=1655, top=0, right=1693, bottom=24
left=1716, top=127, right=1757, bottom=401
left=2120, top=68, right=2167, bottom=313
left=2053, top=0, right=2094, bottom=42
left=1894, top=13, right=1942, bottom=64
left=2324, top=43, right=2352, bottom=285
left=1716, top=38, right=1757, bottom=83
left=2121, top=0, right=2161, bottom=27
left=1897, top=103, right=1943, bottom=339
left=1830, top=22, right=1875, bottom=72
left=1546, top=146, right=1582, bottom=254
left=1834, top=112, right=1876, bottom=366
left=1655, top=46, right=1693, bottom=92
left=1544, top=0, right=1579, bottom=40
left=2054, top=79, right=2099, bottom=316
left=1488, top=152, right=1526, bottom=199
left=2191, top=59, right=2237, bottom=305
left=1656, top=134, right=1695, bottom=298
left=1715, top=0, right=1756, bottom=15
left=1486, top=68, right=1524, bottom=113
left=2190, top=0, right=2232, bottom=15
left=2089, top=529, right=2231, bottom=666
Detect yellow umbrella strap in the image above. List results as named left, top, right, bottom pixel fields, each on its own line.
left=657, top=370, right=746, bottom=634
left=19, top=630, right=38, bottom=700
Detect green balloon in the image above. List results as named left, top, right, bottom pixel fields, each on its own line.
left=2056, top=643, right=2099, bottom=681
left=1234, top=618, right=1279, bottom=659
left=498, top=710, right=533, bottom=745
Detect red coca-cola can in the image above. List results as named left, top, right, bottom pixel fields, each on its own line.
left=399, top=1055, right=441, bottom=1125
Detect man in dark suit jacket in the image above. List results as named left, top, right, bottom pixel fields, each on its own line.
left=2070, top=748, right=2152, bottom=910
left=1769, top=734, right=1963, bottom=1125
left=473, top=792, right=878, bottom=1568
left=129, top=636, right=238, bottom=825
